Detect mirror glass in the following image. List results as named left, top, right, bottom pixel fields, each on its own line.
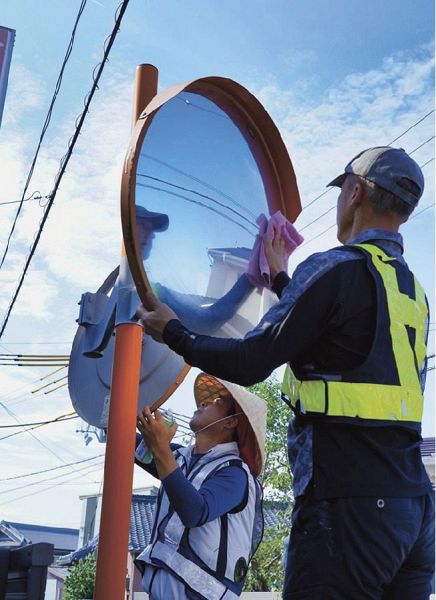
left=134, top=91, right=276, bottom=338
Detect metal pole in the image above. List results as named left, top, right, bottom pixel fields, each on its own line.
left=94, top=64, right=158, bottom=600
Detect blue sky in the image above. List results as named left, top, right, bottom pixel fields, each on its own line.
left=0, top=0, right=434, bottom=527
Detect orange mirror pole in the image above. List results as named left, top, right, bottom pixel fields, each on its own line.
left=94, top=64, right=158, bottom=600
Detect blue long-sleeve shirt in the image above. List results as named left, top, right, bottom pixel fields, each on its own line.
left=135, top=437, right=248, bottom=527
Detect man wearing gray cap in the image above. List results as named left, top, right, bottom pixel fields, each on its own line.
left=138, top=147, right=434, bottom=599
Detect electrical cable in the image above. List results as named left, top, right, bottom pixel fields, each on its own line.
left=0, top=353, right=69, bottom=367
left=298, top=144, right=435, bottom=235
left=0, top=0, right=131, bottom=341
left=0, top=459, right=104, bottom=495
left=407, top=202, right=435, bottom=221
left=0, top=192, right=50, bottom=208
left=0, top=401, right=100, bottom=483
left=0, top=411, right=77, bottom=428
left=175, top=94, right=230, bottom=120
left=0, top=453, right=105, bottom=481
left=299, top=109, right=435, bottom=216
left=0, top=463, right=105, bottom=507
left=0, top=369, right=67, bottom=410
left=0, top=415, right=79, bottom=441
left=387, top=109, right=435, bottom=146
left=137, top=182, right=256, bottom=236
left=299, top=155, right=435, bottom=247
left=298, top=204, right=335, bottom=233
left=0, top=0, right=89, bottom=270
left=140, top=153, right=258, bottom=220
left=409, top=136, right=435, bottom=156
left=137, top=173, right=256, bottom=228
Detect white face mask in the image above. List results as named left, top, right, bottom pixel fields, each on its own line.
left=191, top=413, right=242, bottom=436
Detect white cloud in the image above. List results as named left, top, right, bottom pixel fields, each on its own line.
left=252, top=45, right=434, bottom=219
left=2, top=64, right=45, bottom=127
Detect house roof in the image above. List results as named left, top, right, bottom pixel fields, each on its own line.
left=1, top=521, right=79, bottom=554
left=129, top=494, right=157, bottom=552
left=263, top=500, right=290, bottom=530
left=0, top=521, right=28, bottom=547
left=421, top=437, right=435, bottom=458
left=208, top=247, right=252, bottom=261
left=57, top=493, right=289, bottom=565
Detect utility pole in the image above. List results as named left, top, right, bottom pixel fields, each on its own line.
left=93, top=64, right=158, bottom=600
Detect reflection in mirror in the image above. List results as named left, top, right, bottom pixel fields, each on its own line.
left=135, top=91, right=276, bottom=338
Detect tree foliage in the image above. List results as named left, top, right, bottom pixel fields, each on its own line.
left=63, top=554, right=96, bottom=600
left=244, top=376, right=293, bottom=592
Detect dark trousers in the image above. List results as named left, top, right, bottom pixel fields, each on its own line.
left=283, top=490, right=435, bottom=600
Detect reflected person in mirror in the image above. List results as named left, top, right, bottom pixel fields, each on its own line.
left=134, top=373, right=265, bottom=600
left=137, top=147, right=434, bottom=599
left=136, top=204, right=256, bottom=335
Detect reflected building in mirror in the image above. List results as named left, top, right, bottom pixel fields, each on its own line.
left=205, top=247, right=276, bottom=338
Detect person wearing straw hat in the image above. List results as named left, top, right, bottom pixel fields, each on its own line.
left=134, top=372, right=266, bottom=600
left=137, top=147, right=434, bottom=599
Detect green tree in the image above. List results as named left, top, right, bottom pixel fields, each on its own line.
left=63, top=554, right=96, bottom=600
left=244, top=376, right=293, bottom=592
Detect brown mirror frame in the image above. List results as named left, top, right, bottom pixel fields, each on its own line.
left=121, top=75, right=301, bottom=305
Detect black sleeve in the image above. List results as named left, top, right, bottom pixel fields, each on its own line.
left=163, top=261, right=375, bottom=386
left=155, top=274, right=253, bottom=334
left=272, top=271, right=291, bottom=298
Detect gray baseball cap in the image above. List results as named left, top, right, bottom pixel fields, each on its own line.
left=327, top=146, right=424, bottom=207
left=135, top=205, right=169, bottom=232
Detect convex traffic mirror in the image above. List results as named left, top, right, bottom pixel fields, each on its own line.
left=122, top=77, right=301, bottom=341
left=69, top=76, right=301, bottom=428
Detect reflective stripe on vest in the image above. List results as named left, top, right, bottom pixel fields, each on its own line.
left=150, top=540, right=239, bottom=600
left=282, top=243, right=427, bottom=423
left=137, top=443, right=261, bottom=599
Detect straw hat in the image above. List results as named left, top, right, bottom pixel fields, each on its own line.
left=194, top=373, right=267, bottom=476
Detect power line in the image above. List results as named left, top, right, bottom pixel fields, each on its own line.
left=0, top=459, right=104, bottom=496
left=299, top=223, right=335, bottom=248
left=408, top=202, right=435, bottom=221
left=0, top=453, right=104, bottom=482
left=0, top=411, right=77, bottom=429
left=137, top=182, right=256, bottom=237
left=0, top=402, right=98, bottom=483
left=387, top=109, right=435, bottom=146
left=0, top=415, right=78, bottom=441
left=300, top=155, right=435, bottom=247
left=137, top=173, right=256, bottom=228
left=301, top=189, right=331, bottom=212
left=140, top=153, right=258, bottom=220
left=0, top=352, right=69, bottom=367
left=0, top=341, right=71, bottom=345
left=419, top=157, right=435, bottom=169
left=409, top=136, right=435, bottom=156
left=0, top=0, right=131, bottom=341
left=299, top=109, right=435, bottom=217
left=0, top=0, right=89, bottom=270
left=0, top=192, right=50, bottom=208
left=299, top=204, right=335, bottom=233
left=0, top=463, right=105, bottom=507
left=0, top=366, right=69, bottom=411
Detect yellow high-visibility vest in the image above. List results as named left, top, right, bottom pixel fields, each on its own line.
left=282, top=243, right=428, bottom=425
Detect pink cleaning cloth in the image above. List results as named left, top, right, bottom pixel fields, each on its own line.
left=246, top=211, right=304, bottom=289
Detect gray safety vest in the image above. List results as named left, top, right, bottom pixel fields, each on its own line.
left=137, top=442, right=263, bottom=600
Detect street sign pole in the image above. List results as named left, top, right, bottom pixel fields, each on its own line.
left=94, top=64, right=158, bottom=600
